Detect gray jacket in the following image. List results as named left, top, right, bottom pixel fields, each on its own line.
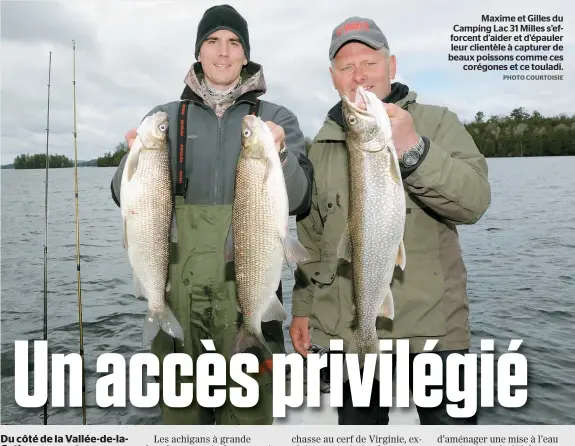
left=111, top=64, right=313, bottom=215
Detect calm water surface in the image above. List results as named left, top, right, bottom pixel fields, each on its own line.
left=1, top=157, right=574, bottom=425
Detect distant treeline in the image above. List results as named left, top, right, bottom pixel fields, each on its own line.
left=97, top=142, right=128, bottom=167
left=97, top=139, right=314, bottom=168
left=83, top=108, right=575, bottom=169
left=465, top=108, right=575, bottom=157
left=13, top=153, right=73, bottom=169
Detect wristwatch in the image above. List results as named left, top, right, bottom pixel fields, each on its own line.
left=279, top=142, right=288, bottom=163
left=400, top=137, right=425, bottom=168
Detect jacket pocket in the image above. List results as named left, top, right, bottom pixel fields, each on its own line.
left=318, top=188, right=347, bottom=258
left=318, top=189, right=343, bottom=223
left=310, top=262, right=340, bottom=336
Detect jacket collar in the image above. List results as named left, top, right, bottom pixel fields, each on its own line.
left=180, top=61, right=264, bottom=106
left=180, top=85, right=259, bottom=105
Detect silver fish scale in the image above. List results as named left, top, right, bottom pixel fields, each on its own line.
left=123, top=149, right=173, bottom=313
left=347, top=138, right=405, bottom=352
left=232, top=156, right=280, bottom=329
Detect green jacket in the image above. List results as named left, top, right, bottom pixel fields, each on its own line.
left=291, top=82, right=491, bottom=353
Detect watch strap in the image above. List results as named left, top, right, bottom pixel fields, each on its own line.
left=400, top=137, right=425, bottom=166
left=399, top=136, right=431, bottom=180
left=279, top=144, right=288, bottom=163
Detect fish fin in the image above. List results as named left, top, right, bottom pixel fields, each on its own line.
left=133, top=273, right=145, bottom=299
left=224, top=223, right=234, bottom=263
left=125, top=140, right=142, bottom=182
left=170, top=213, right=178, bottom=243
left=159, top=305, right=184, bottom=343
left=142, top=312, right=160, bottom=348
left=388, top=141, right=403, bottom=186
left=396, top=239, right=406, bottom=271
left=234, top=294, right=242, bottom=313
left=336, top=222, right=352, bottom=262
left=165, top=280, right=171, bottom=293
left=282, top=234, right=310, bottom=268
left=263, top=157, right=271, bottom=188
left=377, top=287, right=395, bottom=321
left=262, top=294, right=288, bottom=323
left=142, top=305, right=185, bottom=348
left=123, top=218, right=128, bottom=249
left=260, top=156, right=271, bottom=195
left=230, top=325, right=272, bottom=357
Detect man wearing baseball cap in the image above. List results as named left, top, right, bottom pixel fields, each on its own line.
left=110, top=4, right=313, bottom=425
left=290, top=16, right=491, bottom=425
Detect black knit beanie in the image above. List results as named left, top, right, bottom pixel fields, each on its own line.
left=194, top=5, right=250, bottom=60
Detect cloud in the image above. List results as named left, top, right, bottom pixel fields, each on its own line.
left=1, top=1, right=97, bottom=49
left=1, top=0, right=573, bottom=164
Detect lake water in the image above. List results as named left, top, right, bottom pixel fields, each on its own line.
left=1, top=157, right=574, bottom=425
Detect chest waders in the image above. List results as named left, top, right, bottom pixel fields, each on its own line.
left=150, top=99, right=286, bottom=425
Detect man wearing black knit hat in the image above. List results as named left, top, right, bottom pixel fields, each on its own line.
left=110, top=4, right=313, bottom=425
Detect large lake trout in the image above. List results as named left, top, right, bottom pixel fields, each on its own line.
left=225, top=114, right=310, bottom=357
left=338, top=86, right=407, bottom=360
left=120, top=111, right=183, bottom=348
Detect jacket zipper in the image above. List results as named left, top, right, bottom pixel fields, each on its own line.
left=188, top=100, right=221, bottom=205
left=214, top=115, right=223, bottom=205
left=188, top=98, right=251, bottom=206
left=213, top=100, right=252, bottom=205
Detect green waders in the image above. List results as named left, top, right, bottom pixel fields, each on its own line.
left=151, top=198, right=286, bottom=424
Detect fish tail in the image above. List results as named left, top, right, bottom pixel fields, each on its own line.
left=230, top=324, right=273, bottom=359
left=142, top=305, right=184, bottom=348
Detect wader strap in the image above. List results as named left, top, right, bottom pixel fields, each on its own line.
left=175, top=100, right=190, bottom=197
left=249, top=99, right=260, bottom=116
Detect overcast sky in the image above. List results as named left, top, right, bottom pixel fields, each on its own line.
left=1, top=0, right=573, bottom=164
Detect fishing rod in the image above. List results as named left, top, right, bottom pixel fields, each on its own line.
left=43, top=50, right=52, bottom=426
left=72, top=39, right=87, bottom=425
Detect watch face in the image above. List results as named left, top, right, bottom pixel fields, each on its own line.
left=403, top=151, right=419, bottom=166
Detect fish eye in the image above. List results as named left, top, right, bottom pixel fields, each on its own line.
left=243, top=129, right=251, bottom=137
left=348, top=115, right=356, bottom=125
left=158, top=124, right=167, bottom=132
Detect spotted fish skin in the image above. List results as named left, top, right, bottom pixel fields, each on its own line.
left=120, top=111, right=184, bottom=348
left=224, top=115, right=310, bottom=358
left=338, top=86, right=407, bottom=361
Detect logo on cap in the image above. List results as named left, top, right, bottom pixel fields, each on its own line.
left=336, top=21, right=370, bottom=36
